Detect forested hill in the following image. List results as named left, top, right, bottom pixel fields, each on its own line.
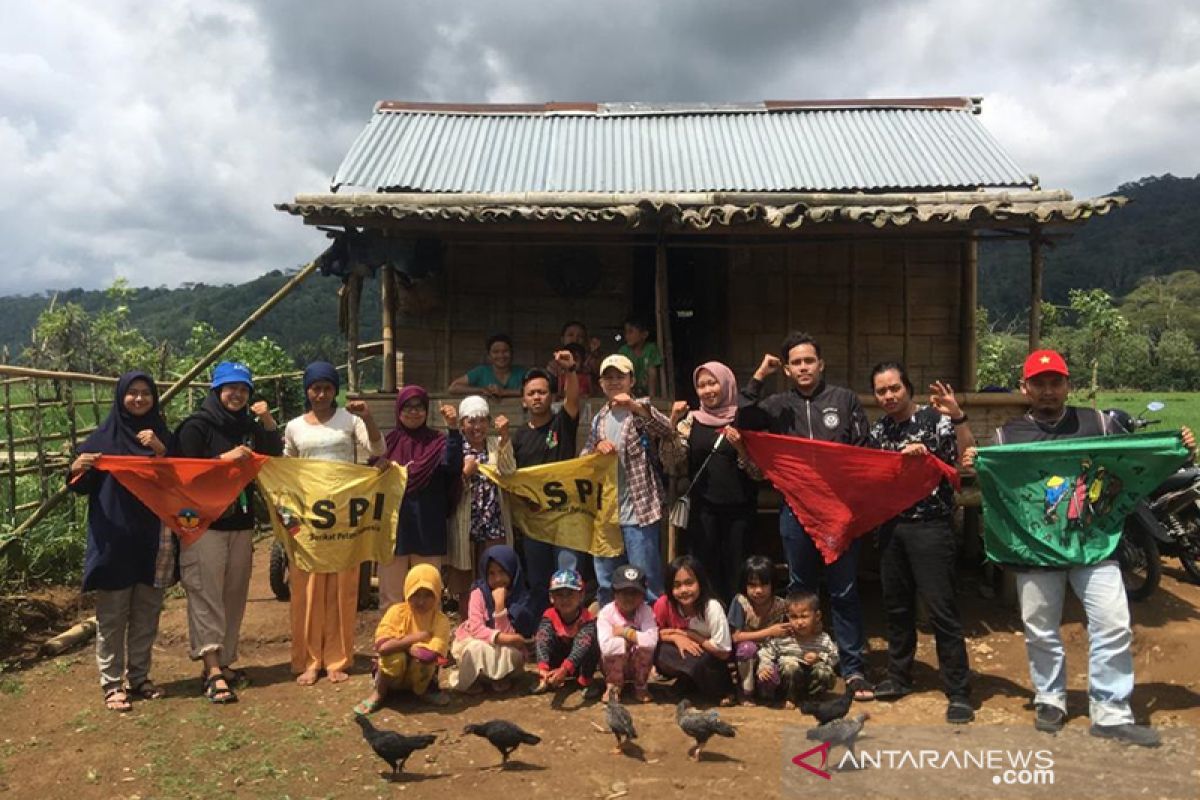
left=1, top=174, right=1198, bottom=359
left=0, top=270, right=382, bottom=364
left=979, top=174, right=1200, bottom=321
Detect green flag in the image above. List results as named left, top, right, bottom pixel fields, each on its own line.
left=976, top=432, right=1188, bottom=568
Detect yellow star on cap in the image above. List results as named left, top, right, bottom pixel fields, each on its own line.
left=1040, top=356, right=1051, bottom=364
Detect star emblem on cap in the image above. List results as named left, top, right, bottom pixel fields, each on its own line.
left=1040, top=355, right=1051, bottom=364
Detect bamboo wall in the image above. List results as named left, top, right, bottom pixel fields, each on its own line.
left=726, top=239, right=967, bottom=394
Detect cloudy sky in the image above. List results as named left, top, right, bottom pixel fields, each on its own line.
left=3, top=0, right=1198, bottom=295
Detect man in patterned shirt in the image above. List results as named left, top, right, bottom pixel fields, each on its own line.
left=868, top=362, right=975, bottom=724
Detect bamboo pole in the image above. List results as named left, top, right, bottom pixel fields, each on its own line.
left=0, top=365, right=119, bottom=384
left=159, top=258, right=320, bottom=405
left=6, top=485, right=69, bottom=540
left=29, top=379, right=48, bottom=501
left=3, top=364, right=17, bottom=526
left=41, top=617, right=98, bottom=656
left=380, top=265, right=397, bottom=393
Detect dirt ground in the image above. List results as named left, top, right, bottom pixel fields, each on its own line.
left=1, top=539, right=1198, bottom=800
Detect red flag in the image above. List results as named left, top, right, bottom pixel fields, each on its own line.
left=741, top=431, right=961, bottom=564
left=89, top=455, right=268, bottom=547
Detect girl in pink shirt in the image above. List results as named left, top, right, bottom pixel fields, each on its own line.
left=596, top=564, right=659, bottom=702
left=449, top=545, right=534, bottom=693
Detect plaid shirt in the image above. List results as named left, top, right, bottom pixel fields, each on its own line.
left=584, top=399, right=679, bottom=526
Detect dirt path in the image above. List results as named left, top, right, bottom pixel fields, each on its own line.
left=1, top=539, right=1198, bottom=799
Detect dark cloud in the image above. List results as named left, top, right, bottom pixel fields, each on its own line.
left=1, top=0, right=1198, bottom=294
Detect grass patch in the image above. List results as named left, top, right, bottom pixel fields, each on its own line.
left=1090, top=391, right=1200, bottom=435
left=0, top=677, right=23, bottom=697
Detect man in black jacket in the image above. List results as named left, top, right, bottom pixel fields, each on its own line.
left=737, top=332, right=874, bottom=701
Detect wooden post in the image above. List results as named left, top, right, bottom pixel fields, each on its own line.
left=1028, top=224, right=1044, bottom=350
left=848, top=242, right=860, bottom=388
left=654, top=235, right=675, bottom=400
left=961, top=237, right=979, bottom=389
left=442, top=252, right=454, bottom=391
left=2, top=359, right=17, bottom=525
left=380, top=265, right=397, bottom=393
left=29, top=379, right=48, bottom=502
left=345, top=271, right=363, bottom=395
left=87, top=357, right=102, bottom=426
left=63, top=380, right=78, bottom=526
left=160, top=258, right=320, bottom=405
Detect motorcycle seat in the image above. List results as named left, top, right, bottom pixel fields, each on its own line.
left=1158, top=467, right=1200, bottom=494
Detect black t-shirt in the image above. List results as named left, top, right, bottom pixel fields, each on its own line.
left=687, top=420, right=757, bottom=508
left=996, top=406, right=1111, bottom=445
left=513, top=407, right=580, bottom=467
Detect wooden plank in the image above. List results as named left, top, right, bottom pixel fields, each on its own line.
left=902, top=242, right=912, bottom=366
left=848, top=242, right=860, bottom=388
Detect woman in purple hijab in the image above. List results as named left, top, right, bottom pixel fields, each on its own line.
left=668, top=361, right=763, bottom=604
left=375, top=386, right=463, bottom=609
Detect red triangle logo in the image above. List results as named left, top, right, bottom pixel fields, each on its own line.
left=792, top=741, right=832, bottom=780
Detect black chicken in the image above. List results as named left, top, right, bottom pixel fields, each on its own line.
left=800, top=683, right=854, bottom=725
left=463, top=719, right=541, bottom=767
left=354, top=715, right=437, bottom=778
left=604, top=692, right=638, bottom=754
left=675, top=699, right=736, bottom=761
left=806, top=712, right=869, bottom=760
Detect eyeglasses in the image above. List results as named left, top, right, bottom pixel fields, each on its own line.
left=400, top=404, right=426, bottom=414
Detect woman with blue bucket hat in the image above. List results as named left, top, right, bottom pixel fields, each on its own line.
left=173, top=361, right=283, bottom=704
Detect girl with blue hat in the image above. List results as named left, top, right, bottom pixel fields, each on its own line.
left=173, top=360, right=283, bottom=704
left=282, top=361, right=385, bottom=686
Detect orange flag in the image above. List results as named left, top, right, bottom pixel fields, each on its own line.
left=742, top=431, right=960, bottom=564
left=90, top=454, right=268, bottom=547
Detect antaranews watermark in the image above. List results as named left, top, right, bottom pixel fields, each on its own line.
left=782, top=723, right=1196, bottom=799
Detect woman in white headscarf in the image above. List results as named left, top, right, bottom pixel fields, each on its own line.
left=446, top=395, right=516, bottom=610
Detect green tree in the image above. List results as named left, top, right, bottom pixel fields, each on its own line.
left=975, top=307, right=1026, bottom=389
left=1062, top=289, right=1130, bottom=401
left=1121, top=269, right=1200, bottom=342
left=1155, top=328, right=1200, bottom=390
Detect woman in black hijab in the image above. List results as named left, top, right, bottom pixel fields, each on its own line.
left=69, top=371, right=171, bottom=712
left=173, top=361, right=282, bottom=704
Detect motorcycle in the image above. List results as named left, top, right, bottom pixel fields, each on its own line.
left=1108, top=402, right=1200, bottom=601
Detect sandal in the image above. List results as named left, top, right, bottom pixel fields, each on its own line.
left=221, top=667, right=250, bottom=688
left=203, top=674, right=238, bottom=705
left=104, top=687, right=132, bottom=713
left=873, top=679, right=912, bottom=701
left=131, top=679, right=165, bottom=700
left=846, top=675, right=876, bottom=702
left=353, top=697, right=382, bottom=716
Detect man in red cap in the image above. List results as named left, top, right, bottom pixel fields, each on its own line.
left=964, top=349, right=1195, bottom=748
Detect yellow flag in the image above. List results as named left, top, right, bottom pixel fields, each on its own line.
left=255, top=458, right=407, bottom=573
left=479, top=452, right=622, bottom=557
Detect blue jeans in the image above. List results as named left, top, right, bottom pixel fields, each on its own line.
left=524, top=537, right=582, bottom=617
left=595, top=522, right=663, bottom=607
left=1014, top=560, right=1134, bottom=726
left=779, top=504, right=867, bottom=679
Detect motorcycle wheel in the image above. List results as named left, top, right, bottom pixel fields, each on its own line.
left=269, top=540, right=291, bottom=602
left=1118, top=519, right=1161, bottom=601
left=1174, top=512, right=1200, bottom=585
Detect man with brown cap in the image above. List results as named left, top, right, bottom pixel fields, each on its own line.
left=964, top=349, right=1195, bottom=748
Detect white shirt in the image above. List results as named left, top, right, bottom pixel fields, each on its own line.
left=283, top=408, right=384, bottom=463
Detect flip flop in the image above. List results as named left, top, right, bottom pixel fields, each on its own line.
left=131, top=679, right=165, bottom=700
left=104, top=687, right=132, bottom=712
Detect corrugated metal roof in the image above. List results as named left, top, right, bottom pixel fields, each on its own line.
left=330, top=102, right=1033, bottom=194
